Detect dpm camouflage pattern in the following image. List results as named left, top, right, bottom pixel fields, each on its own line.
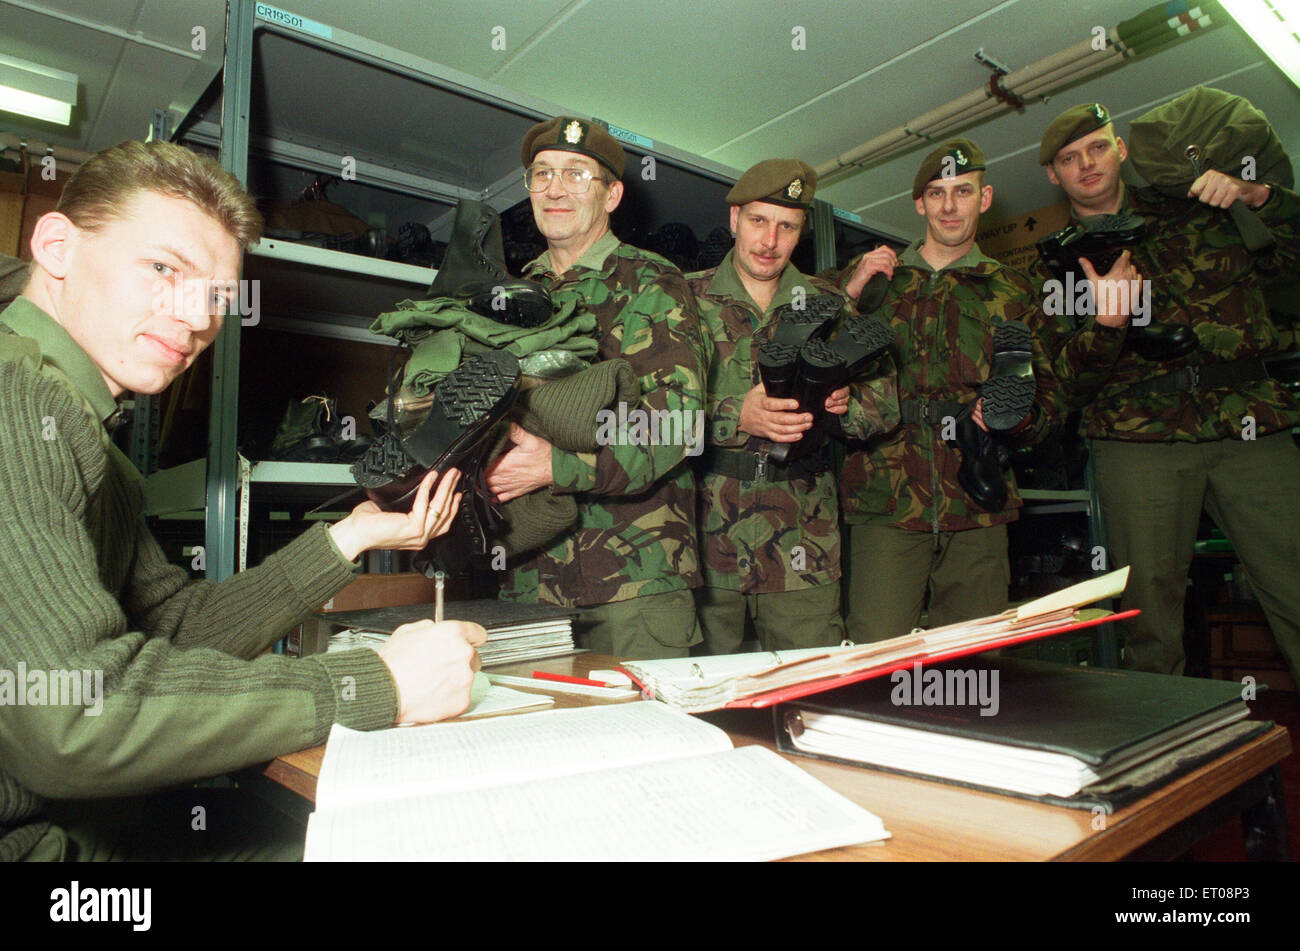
left=1041, top=184, right=1300, bottom=442
left=498, top=233, right=712, bottom=608
left=687, top=251, right=897, bottom=593
left=826, top=240, right=1067, bottom=534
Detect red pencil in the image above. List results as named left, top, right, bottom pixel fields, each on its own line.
left=531, top=671, right=611, bottom=688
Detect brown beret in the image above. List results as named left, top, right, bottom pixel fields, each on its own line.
left=1038, top=103, right=1111, bottom=165
left=521, top=116, right=626, bottom=180
left=912, top=139, right=986, bottom=199
left=726, top=158, right=817, bottom=209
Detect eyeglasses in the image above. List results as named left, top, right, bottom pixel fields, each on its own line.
left=523, top=165, right=607, bottom=194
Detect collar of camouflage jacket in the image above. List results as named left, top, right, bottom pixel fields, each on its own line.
left=898, top=237, right=1004, bottom=276
left=525, top=228, right=622, bottom=282
left=0, top=297, right=119, bottom=426
left=703, top=249, right=814, bottom=316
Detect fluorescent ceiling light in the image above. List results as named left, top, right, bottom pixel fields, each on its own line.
left=1221, top=0, right=1300, bottom=88
left=0, top=53, right=77, bottom=125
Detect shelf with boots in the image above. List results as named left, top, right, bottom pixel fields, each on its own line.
left=157, top=0, right=756, bottom=583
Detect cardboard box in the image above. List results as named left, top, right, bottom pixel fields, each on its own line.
left=976, top=200, right=1071, bottom=273
left=322, top=572, right=442, bottom=613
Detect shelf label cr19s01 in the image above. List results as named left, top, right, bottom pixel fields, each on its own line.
left=255, top=3, right=333, bottom=40
left=606, top=124, right=654, bottom=150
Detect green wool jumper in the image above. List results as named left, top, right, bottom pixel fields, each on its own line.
left=0, top=298, right=399, bottom=861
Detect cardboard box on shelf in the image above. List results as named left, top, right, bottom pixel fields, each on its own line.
left=976, top=200, right=1071, bottom=273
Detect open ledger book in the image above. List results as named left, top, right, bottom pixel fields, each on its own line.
left=303, top=701, right=889, bottom=861
left=622, top=567, right=1137, bottom=713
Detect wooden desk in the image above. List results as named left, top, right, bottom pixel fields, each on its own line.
left=263, top=652, right=1293, bottom=861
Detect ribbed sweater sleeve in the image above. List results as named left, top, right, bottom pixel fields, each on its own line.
left=0, top=359, right=398, bottom=806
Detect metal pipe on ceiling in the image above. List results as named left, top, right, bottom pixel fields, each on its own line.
left=868, top=48, right=1137, bottom=168
left=817, top=1, right=1224, bottom=184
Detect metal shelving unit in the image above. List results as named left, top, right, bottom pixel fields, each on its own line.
left=156, top=0, right=758, bottom=582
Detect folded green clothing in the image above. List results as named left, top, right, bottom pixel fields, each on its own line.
left=371, top=295, right=596, bottom=391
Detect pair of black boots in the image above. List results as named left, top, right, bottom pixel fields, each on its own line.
left=756, top=291, right=894, bottom=466
left=947, top=322, right=1037, bottom=512
left=351, top=199, right=552, bottom=575
left=353, top=349, right=523, bottom=576
left=1036, top=211, right=1197, bottom=362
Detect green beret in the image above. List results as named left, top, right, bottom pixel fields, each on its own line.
left=726, top=158, right=817, bottom=209
left=912, top=139, right=986, bottom=199
left=1038, top=103, right=1111, bottom=165
left=521, top=116, right=626, bottom=180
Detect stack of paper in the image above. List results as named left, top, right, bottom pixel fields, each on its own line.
left=320, top=599, right=576, bottom=666
left=304, top=702, right=889, bottom=861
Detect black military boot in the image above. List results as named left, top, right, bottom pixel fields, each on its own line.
left=416, top=454, right=504, bottom=576
left=753, top=293, right=844, bottom=459
left=770, top=315, right=894, bottom=465
left=1125, top=322, right=1198, bottom=361
left=754, top=293, right=842, bottom=394
left=949, top=410, right=1009, bottom=512
left=748, top=294, right=843, bottom=462
left=427, top=199, right=552, bottom=327
left=352, top=350, right=521, bottom=511
left=1036, top=211, right=1146, bottom=284
left=980, top=321, right=1037, bottom=432
left=756, top=341, right=801, bottom=400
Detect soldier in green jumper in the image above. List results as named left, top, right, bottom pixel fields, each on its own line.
left=486, top=117, right=711, bottom=658
left=686, top=159, right=897, bottom=653
left=829, top=139, right=1065, bottom=642
left=1038, top=103, right=1300, bottom=679
left=0, top=141, right=484, bottom=861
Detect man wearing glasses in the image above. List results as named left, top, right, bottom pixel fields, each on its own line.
left=486, top=117, right=711, bottom=659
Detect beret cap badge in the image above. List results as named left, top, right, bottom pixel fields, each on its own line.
left=563, top=120, right=584, bottom=145
left=786, top=178, right=803, bottom=200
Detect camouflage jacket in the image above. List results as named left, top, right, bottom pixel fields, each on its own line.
left=498, top=231, right=711, bottom=608
left=828, top=240, right=1066, bottom=533
left=1040, top=184, right=1300, bottom=442
left=685, top=252, right=898, bottom=593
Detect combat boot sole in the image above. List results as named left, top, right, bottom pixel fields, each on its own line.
left=756, top=340, right=801, bottom=400
left=767, top=293, right=843, bottom=352
left=981, top=321, right=1036, bottom=433
left=465, top=281, right=553, bottom=328
left=353, top=350, right=520, bottom=510
left=768, top=318, right=893, bottom=466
